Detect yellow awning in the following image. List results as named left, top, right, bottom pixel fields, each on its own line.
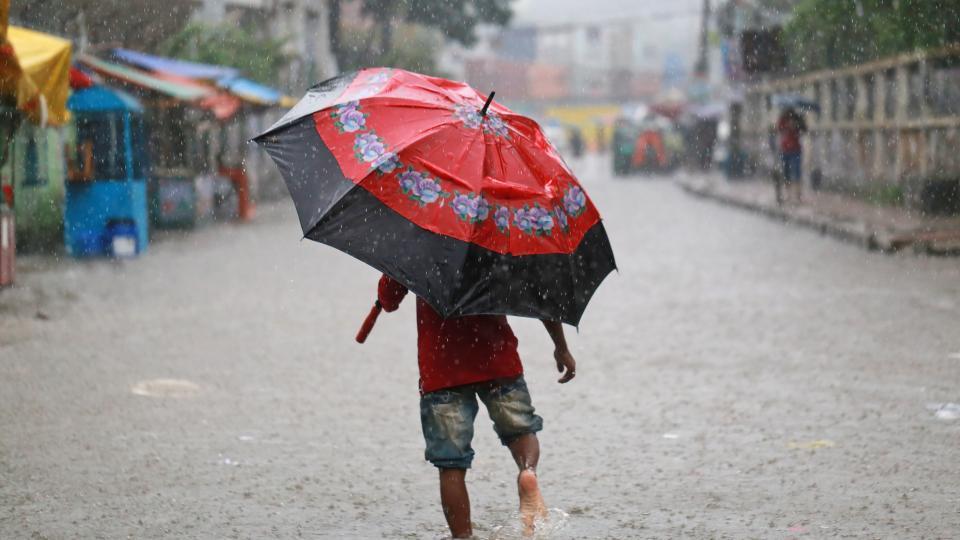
left=0, top=1, right=71, bottom=126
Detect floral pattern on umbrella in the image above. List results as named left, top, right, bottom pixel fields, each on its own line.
left=331, top=101, right=367, bottom=133
left=514, top=204, right=554, bottom=236
left=482, top=110, right=510, bottom=138
left=450, top=192, right=490, bottom=223
left=553, top=206, right=569, bottom=232
left=398, top=167, right=449, bottom=206
left=353, top=132, right=398, bottom=173
left=563, top=186, right=587, bottom=217
left=453, top=104, right=510, bottom=139
left=494, top=206, right=511, bottom=234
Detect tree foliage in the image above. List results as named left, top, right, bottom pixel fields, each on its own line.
left=9, top=0, right=194, bottom=52
left=330, top=0, right=514, bottom=71
left=372, top=0, right=513, bottom=47
left=784, top=0, right=960, bottom=72
left=159, top=23, right=288, bottom=85
left=716, top=0, right=803, bottom=37
left=337, top=23, right=444, bottom=74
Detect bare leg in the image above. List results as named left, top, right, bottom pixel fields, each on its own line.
left=508, top=433, right=540, bottom=470
left=439, top=468, right=472, bottom=539
left=508, top=435, right=547, bottom=534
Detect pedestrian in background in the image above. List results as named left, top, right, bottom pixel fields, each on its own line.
left=569, top=126, right=584, bottom=158
left=777, top=107, right=807, bottom=202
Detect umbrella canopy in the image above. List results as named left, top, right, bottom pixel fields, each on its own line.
left=77, top=54, right=211, bottom=102
left=255, top=68, right=615, bottom=326
left=111, top=48, right=292, bottom=107
left=77, top=54, right=241, bottom=120
left=0, top=21, right=71, bottom=126
left=772, top=93, right=820, bottom=113
left=690, top=102, right=726, bottom=119
left=68, top=85, right=143, bottom=114
left=112, top=48, right=239, bottom=81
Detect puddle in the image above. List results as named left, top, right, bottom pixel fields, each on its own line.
left=787, top=439, right=835, bottom=450
left=927, top=403, right=960, bottom=421
left=217, top=454, right=240, bottom=466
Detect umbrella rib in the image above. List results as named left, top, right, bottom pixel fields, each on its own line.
left=357, top=97, right=452, bottom=111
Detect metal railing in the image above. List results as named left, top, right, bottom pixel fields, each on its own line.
left=741, top=44, right=960, bottom=200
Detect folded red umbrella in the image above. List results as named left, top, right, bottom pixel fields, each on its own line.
left=254, top=68, right=615, bottom=326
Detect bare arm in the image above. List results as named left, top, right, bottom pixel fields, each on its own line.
left=542, top=320, right=576, bottom=383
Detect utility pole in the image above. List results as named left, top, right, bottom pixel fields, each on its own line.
left=76, top=9, right=88, bottom=54
left=694, top=0, right=711, bottom=78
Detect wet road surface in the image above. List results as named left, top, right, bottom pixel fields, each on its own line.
left=2, top=156, right=959, bottom=539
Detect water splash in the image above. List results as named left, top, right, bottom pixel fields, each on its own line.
left=488, top=508, right=570, bottom=539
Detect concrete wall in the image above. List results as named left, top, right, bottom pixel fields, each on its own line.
left=1, top=121, right=67, bottom=250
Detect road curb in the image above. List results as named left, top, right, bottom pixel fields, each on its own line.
left=677, top=179, right=960, bottom=256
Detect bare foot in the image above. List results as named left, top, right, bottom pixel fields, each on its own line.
left=518, top=469, right=548, bottom=536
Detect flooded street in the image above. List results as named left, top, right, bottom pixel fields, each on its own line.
left=2, top=157, right=959, bottom=539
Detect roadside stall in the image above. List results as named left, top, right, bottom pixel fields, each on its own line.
left=0, top=6, right=71, bottom=284
left=64, top=85, right=148, bottom=257
left=110, top=49, right=294, bottom=222
left=78, top=49, right=290, bottom=230
left=0, top=106, right=13, bottom=286
left=76, top=54, right=232, bottom=229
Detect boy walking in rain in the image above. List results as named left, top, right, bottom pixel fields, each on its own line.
left=376, top=274, right=577, bottom=538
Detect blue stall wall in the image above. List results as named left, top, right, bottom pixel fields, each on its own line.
left=64, top=179, right=148, bottom=256
left=64, top=107, right=150, bottom=257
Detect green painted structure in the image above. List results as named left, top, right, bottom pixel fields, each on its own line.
left=0, top=106, right=67, bottom=251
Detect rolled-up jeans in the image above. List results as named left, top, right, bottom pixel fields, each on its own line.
left=782, top=151, right=802, bottom=183
left=419, top=376, right=543, bottom=469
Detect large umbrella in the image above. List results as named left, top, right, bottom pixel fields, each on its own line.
left=254, top=68, right=615, bottom=328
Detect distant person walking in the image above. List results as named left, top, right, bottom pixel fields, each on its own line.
left=777, top=107, right=807, bottom=202
left=595, top=124, right=607, bottom=153
left=569, top=126, right=584, bottom=158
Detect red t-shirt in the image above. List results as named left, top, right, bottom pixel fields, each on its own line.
left=377, top=275, right=523, bottom=394
left=777, top=115, right=803, bottom=153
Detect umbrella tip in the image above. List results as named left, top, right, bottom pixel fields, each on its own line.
left=480, top=91, right=496, bottom=117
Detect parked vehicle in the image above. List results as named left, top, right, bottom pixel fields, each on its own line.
left=612, top=114, right=682, bottom=176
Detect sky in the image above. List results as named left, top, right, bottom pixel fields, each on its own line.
left=512, top=0, right=703, bottom=26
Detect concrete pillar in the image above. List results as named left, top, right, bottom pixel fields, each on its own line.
left=275, top=0, right=339, bottom=92
left=917, top=59, right=931, bottom=179
left=893, top=64, right=909, bottom=184
left=198, top=0, right=226, bottom=21
left=855, top=74, right=868, bottom=121
left=852, top=74, right=869, bottom=183
left=872, top=70, right=886, bottom=183
left=308, top=0, right=339, bottom=81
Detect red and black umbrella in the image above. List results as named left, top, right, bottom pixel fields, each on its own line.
left=254, top=68, right=615, bottom=327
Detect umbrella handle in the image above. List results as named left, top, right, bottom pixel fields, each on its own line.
left=355, top=301, right=383, bottom=344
